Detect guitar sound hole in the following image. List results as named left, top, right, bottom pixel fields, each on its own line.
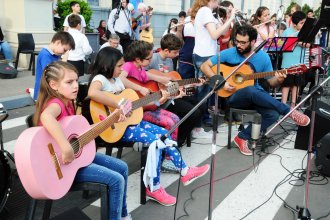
left=69, top=137, right=80, bottom=155
left=234, top=74, right=244, bottom=84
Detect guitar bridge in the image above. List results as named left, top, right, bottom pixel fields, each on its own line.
left=48, top=143, right=63, bottom=180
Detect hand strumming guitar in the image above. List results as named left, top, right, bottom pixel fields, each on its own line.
left=138, top=86, right=150, bottom=96
left=62, top=143, right=75, bottom=165
left=223, top=82, right=236, bottom=93
left=159, top=89, right=170, bottom=104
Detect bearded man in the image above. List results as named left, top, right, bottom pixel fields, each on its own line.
left=201, top=24, right=310, bottom=156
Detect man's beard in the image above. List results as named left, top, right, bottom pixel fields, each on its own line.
left=236, top=44, right=252, bottom=55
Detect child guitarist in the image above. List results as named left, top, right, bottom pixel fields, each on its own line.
left=33, top=61, right=131, bottom=220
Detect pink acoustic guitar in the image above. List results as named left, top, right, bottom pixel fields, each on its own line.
left=14, top=100, right=131, bottom=200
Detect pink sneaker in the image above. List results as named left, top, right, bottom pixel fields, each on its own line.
left=181, top=164, right=210, bottom=186
left=289, top=108, right=310, bottom=126
left=146, top=186, right=176, bottom=206
left=234, top=135, right=252, bottom=156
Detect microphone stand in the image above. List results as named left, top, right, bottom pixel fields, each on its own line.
left=160, top=39, right=268, bottom=220
left=265, top=76, right=330, bottom=220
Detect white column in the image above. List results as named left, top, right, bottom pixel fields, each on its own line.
left=0, top=0, right=55, bottom=68
left=99, top=0, right=111, bottom=8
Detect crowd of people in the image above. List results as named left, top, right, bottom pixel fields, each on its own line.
left=5, top=0, right=326, bottom=219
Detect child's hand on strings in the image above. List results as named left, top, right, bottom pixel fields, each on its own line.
left=139, top=87, right=150, bottom=96
left=62, top=144, right=74, bottom=165
left=159, top=89, right=170, bottom=104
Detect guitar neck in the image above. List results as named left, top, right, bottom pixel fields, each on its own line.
left=77, top=112, right=121, bottom=149
left=245, top=69, right=287, bottom=80
left=134, top=14, right=143, bottom=21
left=132, top=91, right=162, bottom=109
left=176, top=78, right=200, bottom=86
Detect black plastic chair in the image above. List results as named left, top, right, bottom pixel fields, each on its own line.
left=15, top=33, right=38, bottom=75
left=24, top=115, right=109, bottom=220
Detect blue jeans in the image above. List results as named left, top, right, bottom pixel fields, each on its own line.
left=0, top=41, right=13, bottom=61
left=75, top=153, right=128, bottom=220
left=193, top=54, right=212, bottom=126
left=228, top=86, right=291, bottom=140
left=192, top=54, right=212, bottom=102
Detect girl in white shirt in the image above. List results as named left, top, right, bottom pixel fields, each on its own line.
left=190, top=0, right=238, bottom=126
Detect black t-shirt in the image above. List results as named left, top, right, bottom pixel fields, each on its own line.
left=0, top=27, right=4, bottom=42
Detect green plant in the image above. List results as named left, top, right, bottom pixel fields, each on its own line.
left=56, top=0, right=93, bottom=32
left=302, top=4, right=312, bottom=15
left=285, top=2, right=297, bottom=15
left=314, top=6, right=321, bottom=18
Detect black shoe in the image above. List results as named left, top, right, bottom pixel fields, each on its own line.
left=232, top=112, right=242, bottom=124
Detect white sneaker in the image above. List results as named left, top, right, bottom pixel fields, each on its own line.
left=8, top=62, right=15, bottom=68
left=191, top=128, right=212, bottom=139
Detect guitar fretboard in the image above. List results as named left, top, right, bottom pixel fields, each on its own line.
left=72, top=112, right=121, bottom=153
left=244, top=69, right=288, bottom=80
left=176, top=78, right=200, bottom=86
left=132, top=92, right=162, bottom=110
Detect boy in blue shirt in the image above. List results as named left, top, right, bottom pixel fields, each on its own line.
left=33, top=32, right=75, bottom=100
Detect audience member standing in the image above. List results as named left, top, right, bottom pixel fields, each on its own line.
left=177, top=14, right=195, bottom=79
left=67, top=14, right=93, bottom=76
left=132, top=3, right=152, bottom=41
left=0, top=26, right=14, bottom=68
left=97, top=20, right=108, bottom=45
left=108, top=0, right=132, bottom=53
left=63, top=1, right=86, bottom=33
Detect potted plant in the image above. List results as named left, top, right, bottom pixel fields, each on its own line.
left=56, top=0, right=93, bottom=32
left=56, top=0, right=99, bottom=50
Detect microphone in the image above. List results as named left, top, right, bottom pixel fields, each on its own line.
left=254, top=39, right=268, bottom=53
left=251, top=113, right=261, bottom=150
left=276, top=5, right=284, bottom=21
left=114, top=1, right=122, bottom=20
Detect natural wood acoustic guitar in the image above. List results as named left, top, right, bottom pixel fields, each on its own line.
left=211, top=63, right=307, bottom=97
left=89, top=84, right=179, bottom=143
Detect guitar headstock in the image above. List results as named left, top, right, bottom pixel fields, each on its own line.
left=184, top=87, right=196, bottom=96
left=287, top=64, right=308, bottom=75
left=166, top=82, right=180, bottom=96
left=118, top=98, right=132, bottom=116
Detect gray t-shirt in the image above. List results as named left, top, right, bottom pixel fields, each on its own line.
left=147, top=53, right=173, bottom=72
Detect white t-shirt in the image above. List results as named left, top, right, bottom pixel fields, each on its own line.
left=193, top=6, right=217, bottom=57
left=68, top=29, right=92, bottom=61
left=99, top=42, right=123, bottom=54
left=183, top=16, right=195, bottom=37
left=92, top=74, right=125, bottom=94
left=63, top=13, right=86, bottom=32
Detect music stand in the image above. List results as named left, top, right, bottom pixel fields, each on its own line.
left=263, top=37, right=298, bottom=70
left=263, top=37, right=298, bottom=101
left=298, top=17, right=323, bottom=45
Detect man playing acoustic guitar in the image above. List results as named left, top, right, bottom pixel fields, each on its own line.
left=201, top=24, right=310, bottom=156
